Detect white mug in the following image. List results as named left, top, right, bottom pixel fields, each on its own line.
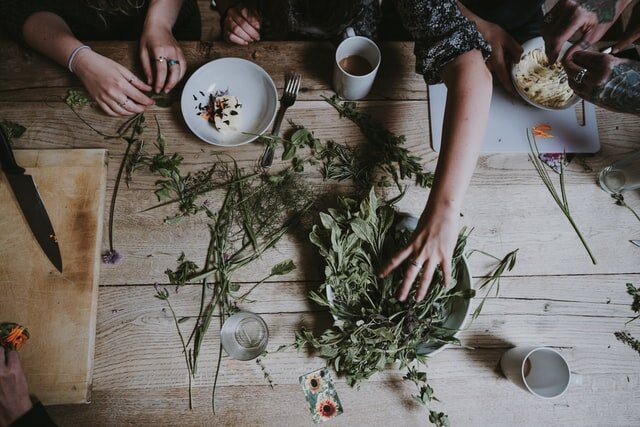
left=500, top=346, right=582, bottom=399
left=332, top=27, right=381, bottom=100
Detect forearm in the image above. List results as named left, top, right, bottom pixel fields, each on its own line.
left=22, top=12, right=84, bottom=68
left=426, top=50, right=492, bottom=216
left=145, top=0, right=185, bottom=31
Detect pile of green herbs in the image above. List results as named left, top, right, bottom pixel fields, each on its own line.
left=292, top=189, right=517, bottom=426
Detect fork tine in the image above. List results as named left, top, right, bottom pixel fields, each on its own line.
left=292, top=74, right=301, bottom=97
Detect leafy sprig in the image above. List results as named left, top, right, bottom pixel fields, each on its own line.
left=528, top=131, right=597, bottom=264
left=612, top=193, right=640, bottom=223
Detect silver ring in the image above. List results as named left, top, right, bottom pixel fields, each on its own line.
left=119, top=98, right=129, bottom=107
left=574, top=68, right=587, bottom=84
left=408, top=259, right=423, bottom=269
left=157, top=56, right=166, bottom=63
left=128, top=77, right=134, bottom=83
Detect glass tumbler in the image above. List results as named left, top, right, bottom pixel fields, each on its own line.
left=220, top=311, right=269, bottom=361
left=598, top=150, right=640, bottom=193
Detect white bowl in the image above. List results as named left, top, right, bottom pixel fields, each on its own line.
left=511, top=36, right=580, bottom=111
left=325, top=213, right=473, bottom=358
left=180, top=58, right=278, bottom=147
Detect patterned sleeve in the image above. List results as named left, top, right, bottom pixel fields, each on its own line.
left=0, top=0, right=59, bottom=44
left=395, top=0, right=491, bottom=85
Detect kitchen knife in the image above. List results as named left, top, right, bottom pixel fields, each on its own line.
left=631, top=240, right=640, bottom=249
left=0, top=128, right=63, bottom=272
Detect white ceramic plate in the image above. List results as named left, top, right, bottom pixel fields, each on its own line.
left=511, top=37, right=580, bottom=111
left=180, top=58, right=278, bottom=146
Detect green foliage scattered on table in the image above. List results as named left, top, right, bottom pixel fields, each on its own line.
left=615, top=283, right=640, bottom=356
left=323, top=95, right=434, bottom=190
left=292, top=189, right=517, bottom=426
left=0, top=119, right=26, bottom=141
left=64, top=89, right=90, bottom=109
left=612, top=193, right=640, bottom=223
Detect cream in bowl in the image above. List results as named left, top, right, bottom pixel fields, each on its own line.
left=511, top=38, right=579, bottom=110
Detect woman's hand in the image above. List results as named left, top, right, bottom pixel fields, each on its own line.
left=563, top=50, right=640, bottom=114
left=74, top=49, right=154, bottom=117
left=543, top=0, right=632, bottom=63
left=476, top=21, right=523, bottom=95
left=140, top=24, right=187, bottom=94
left=379, top=206, right=459, bottom=302
left=0, top=351, right=32, bottom=427
left=222, top=5, right=261, bottom=45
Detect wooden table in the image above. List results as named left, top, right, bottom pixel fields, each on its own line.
left=1, top=40, right=639, bottom=426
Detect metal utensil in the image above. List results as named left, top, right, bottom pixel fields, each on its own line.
left=259, top=74, right=301, bottom=168
left=0, top=128, right=63, bottom=272
left=631, top=240, right=640, bottom=249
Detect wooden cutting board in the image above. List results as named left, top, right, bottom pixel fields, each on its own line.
left=429, top=83, right=601, bottom=153
left=0, top=149, right=107, bottom=405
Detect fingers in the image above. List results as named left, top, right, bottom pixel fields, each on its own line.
left=571, top=49, right=607, bottom=69
left=612, top=28, right=640, bottom=53
left=129, top=75, right=153, bottom=94
left=504, top=34, right=523, bottom=62
left=379, top=245, right=412, bottom=279
left=140, top=47, right=153, bottom=85
left=153, top=52, right=168, bottom=94
left=231, top=14, right=260, bottom=41
left=489, top=52, right=517, bottom=96
left=224, top=7, right=261, bottom=45
left=442, top=259, right=452, bottom=289
left=548, top=18, right=584, bottom=63
left=5, top=350, right=19, bottom=369
left=398, top=259, right=424, bottom=302
left=163, top=49, right=187, bottom=93
left=415, top=259, right=438, bottom=302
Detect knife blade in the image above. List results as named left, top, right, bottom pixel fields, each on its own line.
left=631, top=240, right=640, bottom=249
left=0, top=128, right=63, bottom=272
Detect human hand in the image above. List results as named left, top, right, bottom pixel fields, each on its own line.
left=222, top=5, right=261, bottom=45
left=140, top=24, right=187, bottom=94
left=563, top=50, right=640, bottom=113
left=0, top=351, right=32, bottom=427
left=476, top=21, right=523, bottom=95
left=543, top=0, right=632, bottom=63
left=612, top=2, right=640, bottom=53
left=73, top=50, right=154, bottom=117
left=379, top=207, right=459, bottom=302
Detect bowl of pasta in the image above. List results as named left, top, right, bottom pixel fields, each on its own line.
left=511, top=37, right=579, bottom=110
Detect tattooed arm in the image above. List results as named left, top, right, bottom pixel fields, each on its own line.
left=564, top=50, right=640, bottom=114
left=543, top=0, right=633, bottom=62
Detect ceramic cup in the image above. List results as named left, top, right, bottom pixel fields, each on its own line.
left=500, top=346, right=582, bottom=399
left=332, top=27, right=381, bottom=100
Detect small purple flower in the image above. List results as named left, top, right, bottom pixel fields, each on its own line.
left=223, top=252, right=232, bottom=262
left=102, top=250, right=122, bottom=265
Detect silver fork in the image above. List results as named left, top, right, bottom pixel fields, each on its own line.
left=260, top=74, right=301, bottom=168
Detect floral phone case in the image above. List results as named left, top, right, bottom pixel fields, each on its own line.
left=299, top=368, right=343, bottom=423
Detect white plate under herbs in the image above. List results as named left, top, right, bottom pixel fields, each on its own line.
left=180, top=57, right=278, bottom=147
left=325, top=214, right=473, bottom=358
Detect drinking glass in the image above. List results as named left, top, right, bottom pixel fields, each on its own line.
left=220, top=311, right=269, bottom=361
left=598, top=150, right=640, bottom=193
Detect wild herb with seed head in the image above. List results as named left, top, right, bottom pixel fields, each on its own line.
left=152, top=157, right=314, bottom=413
left=64, top=89, right=90, bottom=109
left=528, top=130, right=597, bottom=265
left=323, top=95, right=434, bottom=191
left=611, top=193, right=640, bottom=223
left=614, top=283, right=640, bottom=356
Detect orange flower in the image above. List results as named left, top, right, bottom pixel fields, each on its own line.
left=316, top=397, right=338, bottom=420
left=533, top=123, right=553, bottom=139
left=1, top=323, right=30, bottom=351
left=306, top=373, right=323, bottom=393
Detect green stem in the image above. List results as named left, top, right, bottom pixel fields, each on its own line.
left=565, top=211, right=598, bottom=265
left=164, top=298, right=193, bottom=409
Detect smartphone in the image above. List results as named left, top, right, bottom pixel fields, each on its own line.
left=299, top=368, right=344, bottom=423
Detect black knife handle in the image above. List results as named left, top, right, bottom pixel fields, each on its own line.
left=0, top=127, right=25, bottom=175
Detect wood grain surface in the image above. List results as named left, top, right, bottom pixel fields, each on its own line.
left=0, top=149, right=107, bottom=404
left=0, top=38, right=639, bottom=426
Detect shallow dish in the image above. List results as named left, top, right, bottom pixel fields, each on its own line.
left=511, top=37, right=580, bottom=111
left=326, top=213, right=473, bottom=358
left=180, top=58, right=278, bottom=147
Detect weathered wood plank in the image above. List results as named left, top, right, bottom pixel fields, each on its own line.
left=0, top=40, right=426, bottom=101
left=46, top=374, right=640, bottom=426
